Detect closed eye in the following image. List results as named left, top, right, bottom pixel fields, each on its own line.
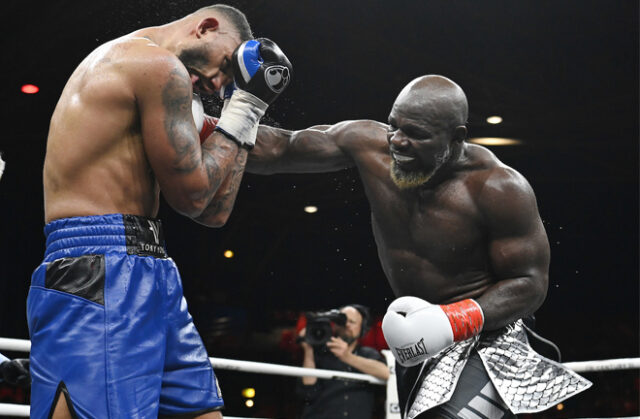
left=221, top=58, right=233, bottom=77
left=404, top=128, right=431, bottom=139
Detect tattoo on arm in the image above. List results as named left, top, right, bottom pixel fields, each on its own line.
left=198, top=139, right=238, bottom=200
left=161, top=68, right=200, bottom=173
left=196, top=150, right=248, bottom=221
left=161, top=66, right=243, bottom=208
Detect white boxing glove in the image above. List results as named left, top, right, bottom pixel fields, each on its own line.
left=382, top=296, right=484, bottom=367
left=192, top=93, right=205, bottom=132
left=191, top=93, right=218, bottom=143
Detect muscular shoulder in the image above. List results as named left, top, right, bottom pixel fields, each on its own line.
left=468, top=148, right=539, bottom=228
left=481, top=165, right=534, bottom=205
left=120, top=39, right=188, bottom=90
left=329, top=119, right=389, bottom=154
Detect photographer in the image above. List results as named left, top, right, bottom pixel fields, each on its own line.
left=297, top=305, right=389, bottom=419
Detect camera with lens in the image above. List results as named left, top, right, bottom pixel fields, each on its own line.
left=303, top=309, right=347, bottom=346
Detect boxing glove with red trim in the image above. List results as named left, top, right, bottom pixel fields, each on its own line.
left=382, top=296, right=484, bottom=367
left=192, top=94, right=218, bottom=144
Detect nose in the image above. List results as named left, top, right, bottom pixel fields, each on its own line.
left=212, top=74, right=233, bottom=92
left=210, top=77, right=223, bottom=92
left=389, top=131, right=410, bottom=150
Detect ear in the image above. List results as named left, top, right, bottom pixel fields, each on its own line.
left=453, top=125, right=467, bottom=143
left=196, top=17, right=220, bottom=38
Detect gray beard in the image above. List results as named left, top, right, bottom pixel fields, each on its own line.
left=390, top=147, right=451, bottom=190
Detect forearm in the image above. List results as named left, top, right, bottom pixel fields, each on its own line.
left=178, top=135, right=244, bottom=217
left=193, top=148, right=248, bottom=227
left=247, top=125, right=294, bottom=174
left=301, top=349, right=318, bottom=385
left=248, top=124, right=353, bottom=174
left=341, top=353, right=389, bottom=381
left=475, top=274, right=548, bottom=331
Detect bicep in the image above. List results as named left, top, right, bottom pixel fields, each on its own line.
left=138, top=63, right=201, bottom=181
left=136, top=60, right=213, bottom=214
left=250, top=120, right=379, bottom=174
left=483, top=173, right=550, bottom=282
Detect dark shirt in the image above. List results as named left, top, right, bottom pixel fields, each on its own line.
left=297, top=345, right=385, bottom=419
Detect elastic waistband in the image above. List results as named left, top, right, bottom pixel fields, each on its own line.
left=44, top=214, right=167, bottom=262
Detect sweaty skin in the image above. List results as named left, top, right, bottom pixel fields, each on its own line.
left=44, top=14, right=245, bottom=227
left=248, top=76, right=549, bottom=331
left=42, top=11, right=250, bottom=419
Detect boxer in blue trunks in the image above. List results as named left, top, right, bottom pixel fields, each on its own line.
left=29, top=4, right=291, bottom=418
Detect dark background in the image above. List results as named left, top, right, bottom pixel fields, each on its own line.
left=0, top=0, right=637, bottom=417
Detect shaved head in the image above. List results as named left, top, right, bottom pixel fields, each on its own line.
left=393, top=75, right=468, bottom=131
left=387, top=75, right=470, bottom=189
left=193, top=4, right=253, bottom=41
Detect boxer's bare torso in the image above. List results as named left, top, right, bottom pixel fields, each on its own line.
left=44, top=23, right=242, bottom=227
left=250, top=119, right=549, bottom=329
left=44, top=34, right=161, bottom=222
left=345, top=124, right=518, bottom=303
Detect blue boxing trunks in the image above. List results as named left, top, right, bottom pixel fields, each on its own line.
left=27, top=214, right=224, bottom=418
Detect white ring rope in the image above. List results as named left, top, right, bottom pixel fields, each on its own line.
left=210, top=356, right=386, bottom=384
left=1, top=337, right=638, bottom=374
left=0, top=403, right=29, bottom=417
left=0, top=403, right=264, bottom=419
left=563, top=358, right=640, bottom=373
left=0, top=337, right=638, bottom=418
left=0, top=338, right=29, bottom=353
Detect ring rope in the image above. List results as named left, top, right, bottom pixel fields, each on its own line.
left=210, top=356, right=386, bottom=384
left=0, top=403, right=265, bottom=418
left=1, top=337, right=638, bottom=374
left=0, top=337, right=638, bottom=418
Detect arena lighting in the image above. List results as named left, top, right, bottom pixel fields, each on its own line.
left=241, top=387, right=256, bottom=398
left=223, top=250, right=234, bottom=258
left=556, top=403, right=564, bottom=411
left=486, top=115, right=503, bottom=124
left=304, top=205, right=318, bottom=213
left=21, top=84, right=39, bottom=94
left=468, top=137, right=523, bottom=146
left=245, top=399, right=254, bottom=408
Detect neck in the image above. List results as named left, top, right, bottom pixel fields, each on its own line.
left=420, top=141, right=467, bottom=189
left=134, top=18, right=187, bottom=53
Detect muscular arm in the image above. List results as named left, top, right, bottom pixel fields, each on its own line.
left=475, top=168, right=550, bottom=330
left=248, top=120, right=387, bottom=174
left=192, top=149, right=248, bottom=227
left=136, top=52, right=246, bottom=223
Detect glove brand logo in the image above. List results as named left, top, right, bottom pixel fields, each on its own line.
left=395, top=338, right=428, bottom=364
left=264, top=65, right=290, bottom=93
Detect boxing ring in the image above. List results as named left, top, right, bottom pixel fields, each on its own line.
left=0, top=337, right=638, bottom=418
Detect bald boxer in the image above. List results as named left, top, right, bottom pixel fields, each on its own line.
left=27, top=4, right=291, bottom=418
left=248, top=75, right=590, bottom=417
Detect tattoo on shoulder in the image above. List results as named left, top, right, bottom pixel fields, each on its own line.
left=162, top=67, right=199, bottom=173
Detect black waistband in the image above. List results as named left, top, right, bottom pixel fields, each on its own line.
left=123, top=214, right=167, bottom=258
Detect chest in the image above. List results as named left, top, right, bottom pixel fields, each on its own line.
left=366, top=175, right=485, bottom=256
